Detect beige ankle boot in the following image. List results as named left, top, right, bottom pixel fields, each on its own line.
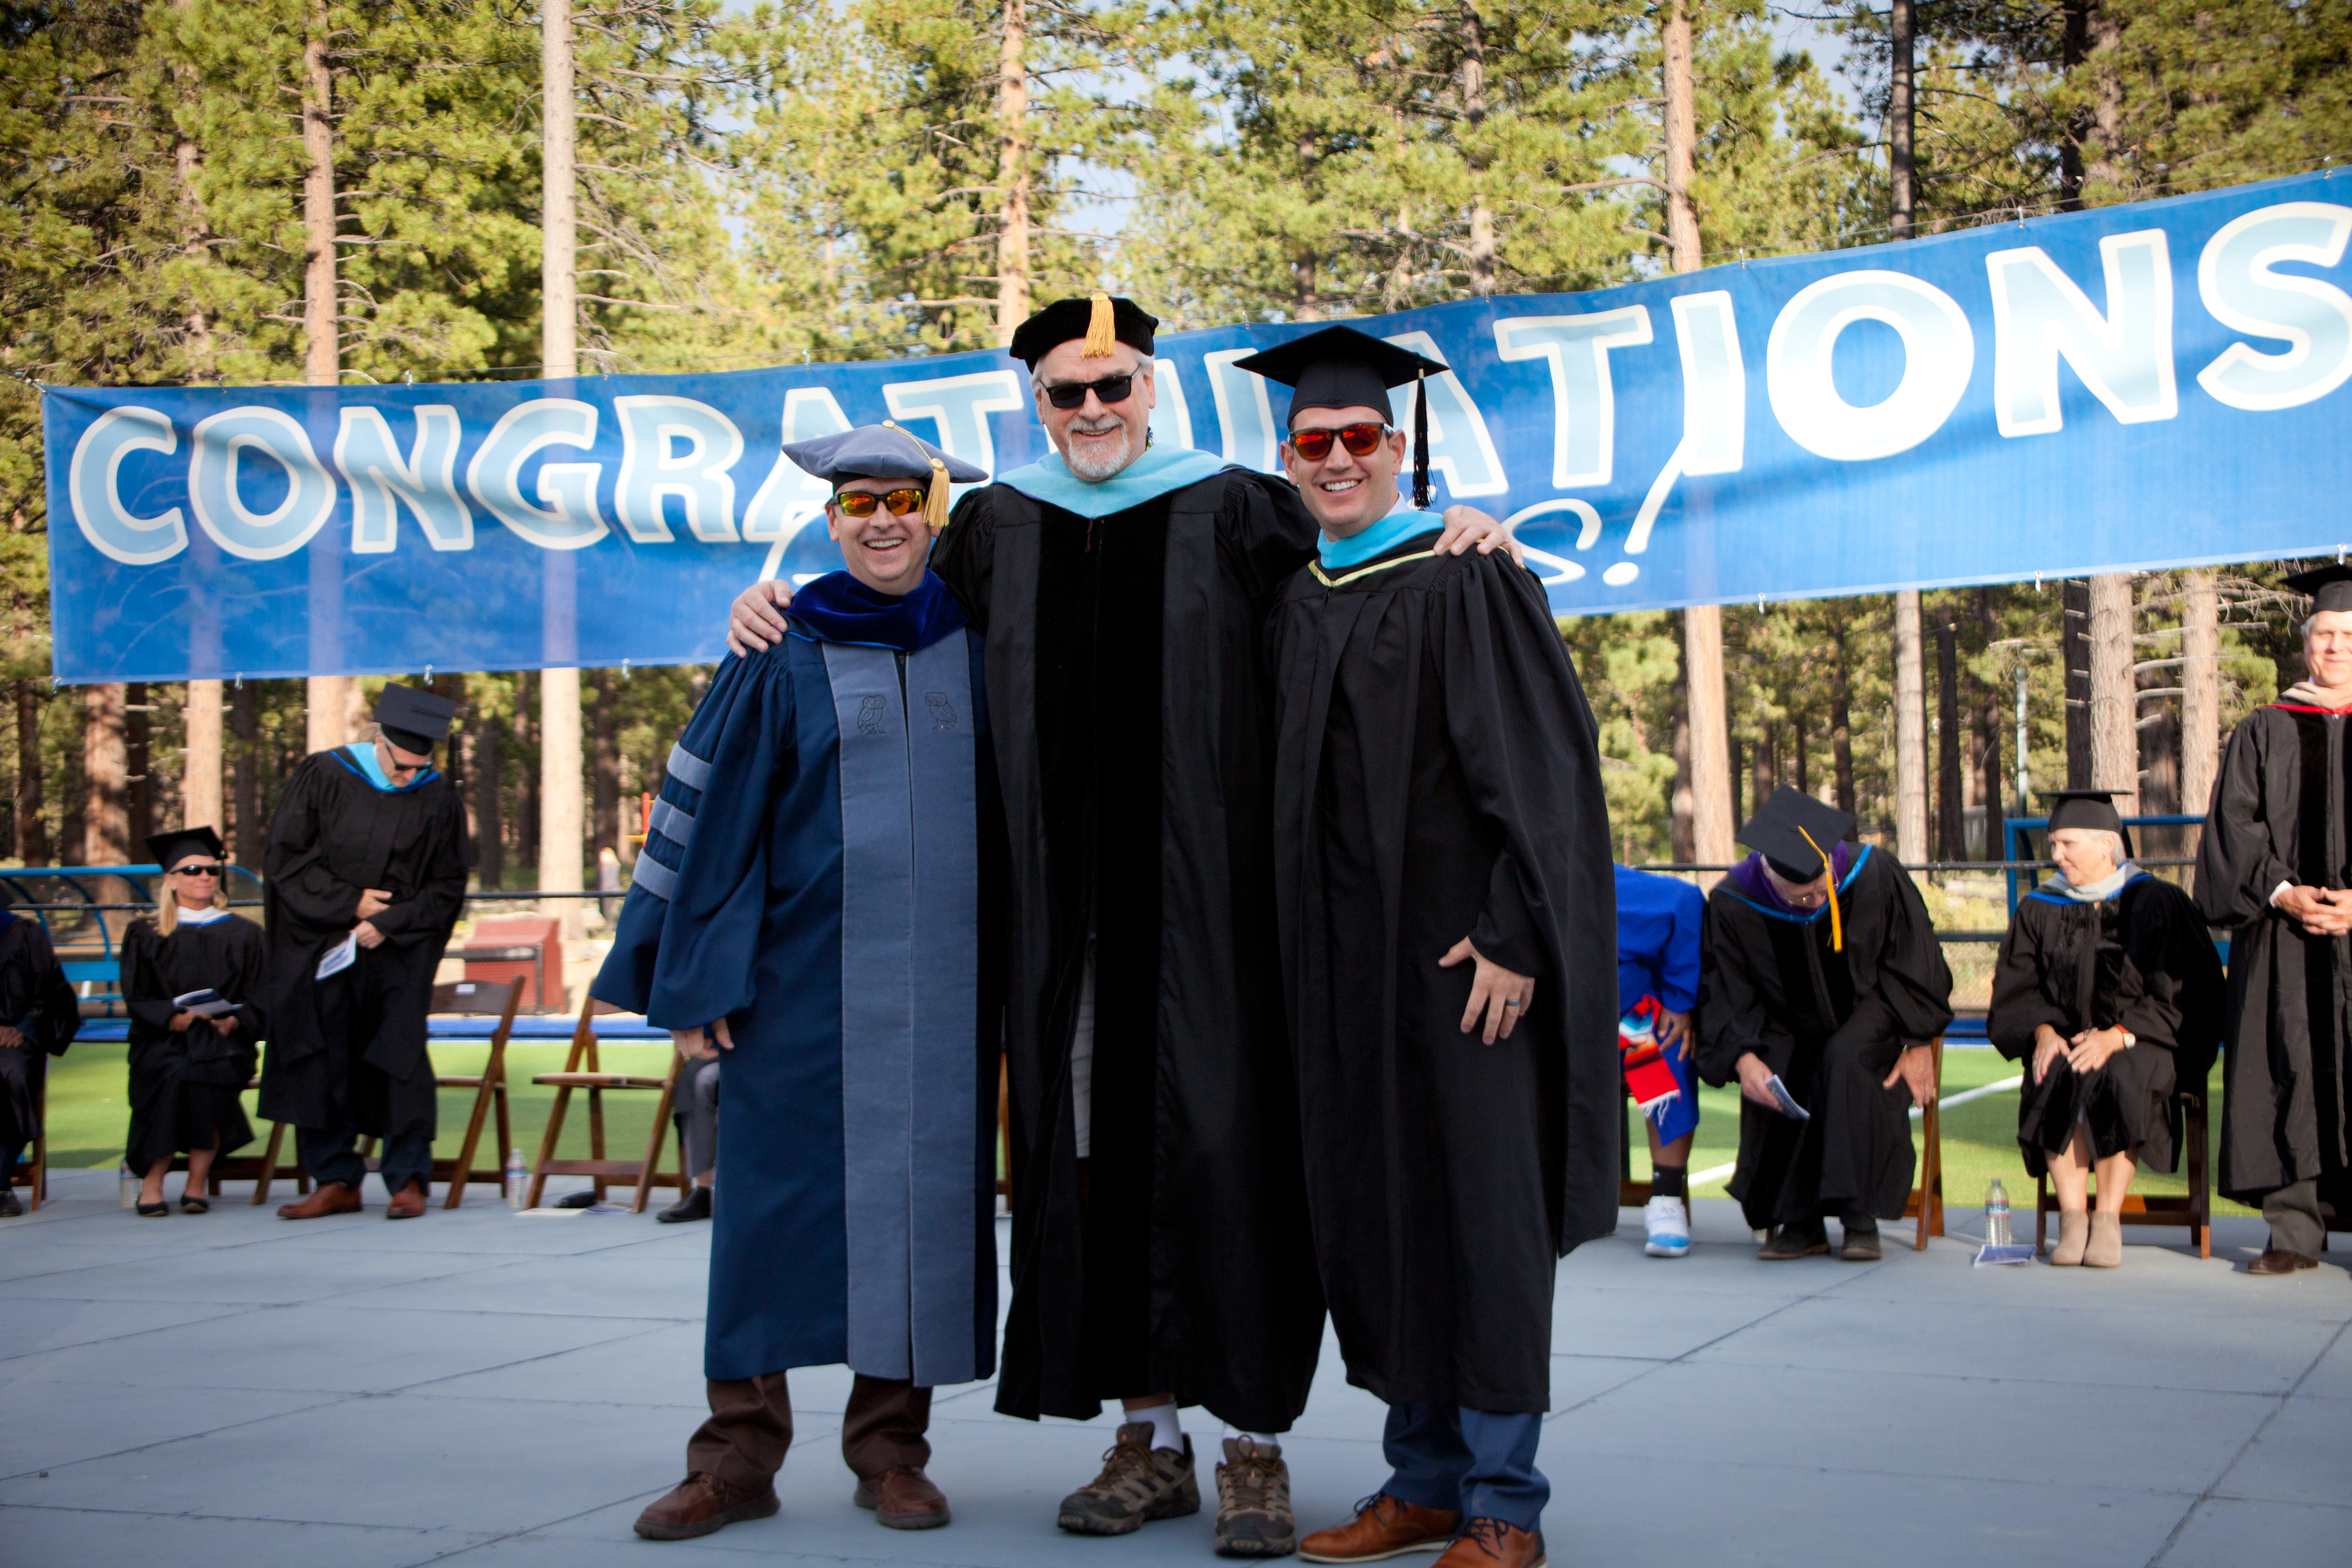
left=2051, top=1209, right=2090, bottom=1265
left=2084, top=1212, right=2123, bottom=1267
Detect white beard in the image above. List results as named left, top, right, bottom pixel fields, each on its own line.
left=1062, top=423, right=1135, bottom=481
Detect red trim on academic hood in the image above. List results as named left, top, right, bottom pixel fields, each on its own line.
left=2274, top=702, right=2352, bottom=715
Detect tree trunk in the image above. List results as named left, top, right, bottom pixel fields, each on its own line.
left=2063, top=578, right=2093, bottom=787
left=1793, top=715, right=1809, bottom=798
left=540, top=0, right=584, bottom=938
left=1727, top=731, right=1744, bottom=829
left=1830, top=616, right=1857, bottom=816
left=1669, top=618, right=1694, bottom=863
left=125, top=682, right=152, bottom=849
left=230, top=682, right=259, bottom=864
left=2084, top=3, right=2127, bottom=194
left=592, top=672, right=620, bottom=859
left=517, top=671, right=540, bottom=877
left=1894, top=589, right=1928, bottom=863
left=474, top=721, right=504, bottom=889
left=1889, top=0, right=1916, bottom=239
left=172, top=0, right=215, bottom=374
left=15, top=681, right=48, bottom=864
left=2059, top=0, right=2091, bottom=208
left=2088, top=572, right=2135, bottom=792
left=993, top=0, right=1030, bottom=346
left=1460, top=3, right=1494, bottom=295
left=1660, top=0, right=1702, bottom=272
left=301, top=1, right=348, bottom=751
left=84, top=685, right=129, bottom=865
left=1976, top=589, right=2006, bottom=862
left=185, top=679, right=223, bottom=835
left=2181, top=569, right=2219, bottom=877
left=1935, top=606, right=1962, bottom=859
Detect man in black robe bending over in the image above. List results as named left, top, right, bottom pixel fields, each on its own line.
left=2197, top=562, right=2352, bottom=1274
left=728, top=295, right=1518, bottom=1556
left=1252, top=327, right=1619, bottom=1568
left=1694, top=787, right=1953, bottom=1261
left=262, top=685, right=468, bottom=1220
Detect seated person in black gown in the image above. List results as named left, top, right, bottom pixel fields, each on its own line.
left=1988, top=792, right=2222, bottom=1267
left=122, top=828, right=267, bottom=1216
left=0, top=902, right=78, bottom=1217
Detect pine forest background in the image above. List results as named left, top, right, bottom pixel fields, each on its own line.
left=3, top=0, right=2348, bottom=885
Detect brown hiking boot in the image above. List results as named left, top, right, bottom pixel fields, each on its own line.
left=1058, top=1422, right=1200, bottom=1535
left=1215, top=1437, right=1295, bottom=1557
left=1301, top=1493, right=1461, bottom=1563
left=632, top=1472, right=779, bottom=1540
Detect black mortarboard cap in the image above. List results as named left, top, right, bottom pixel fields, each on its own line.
left=375, top=683, right=455, bottom=752
left=2285, top=563, right=2352, bottom=615
left=1736, top=785, right=1859, bottom=882
left=1007, top=293, right=1157, bottom=369
left=1233, top=325, right=1451, bottom=509
left=146, top=825, right=224, bottom=871
left=2043, top=788, right=2135, bottom=854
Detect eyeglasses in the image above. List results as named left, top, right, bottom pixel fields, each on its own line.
left=1288, top=422, right=1392, bottom=461
left=1040, top=374, right=1135, bottom=410
left=173, top=864, right=224, bottom=878
left=832, top=487, right=927, bottom=518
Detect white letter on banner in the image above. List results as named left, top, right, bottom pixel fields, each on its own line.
left=1205, top=349, right=1279, bottom=471
left=1380, top=331, right=1508, bottom=496
left=1670, top=292, right=1746, bottom=475
left=1766, top=270, right=1974, bottom=461
left=1492, top=307, right=1654, bottom=487
left=465, top=398, right=608, bottom=549
left=742, top=387, right=850, bottom=544
left=1148, top=359, right=1193, bottom=450
left=186, top=407, right=338, bottom=561
left=1986, top=231, right=2176, bottom=436
left=614, top=395, right=744, bottom=542
left=334, top=406, right=472, bottom=553
left=882, top=371, right=1024, bottom=479
left=69, top=406, right=187, bottom=565
left=2196, top=201, right=2352, bottom=412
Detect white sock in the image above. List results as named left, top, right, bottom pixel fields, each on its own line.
left=1221, top=1423, right=1282, bottom=1454
left=1127, top=1400, right=1183, bottom=1453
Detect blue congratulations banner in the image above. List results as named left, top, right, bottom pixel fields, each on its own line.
left=43, top=168, right=2352, bottom=682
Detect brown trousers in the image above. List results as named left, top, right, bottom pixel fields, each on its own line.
left=688, top=1372, right=931, bottom=1494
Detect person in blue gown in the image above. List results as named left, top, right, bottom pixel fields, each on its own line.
left=598, top=425, right=1002, bottom=1545
left=1616, top=863, right=1706, bottom=1258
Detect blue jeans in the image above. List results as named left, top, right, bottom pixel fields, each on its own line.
left=1382, top=1403, right=1548, bottom=1532
left=299, top=1119, right=433, bottom=1198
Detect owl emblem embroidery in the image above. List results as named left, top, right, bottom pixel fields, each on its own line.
left=856, top=695, right=886, bottom=735
left=925, top=692, right=957, bottom=731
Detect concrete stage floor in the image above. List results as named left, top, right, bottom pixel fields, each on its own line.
left=2, top=1169, right=2346, bottom=1568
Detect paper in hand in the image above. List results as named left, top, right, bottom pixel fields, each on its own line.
left=171, top=988, right=236, bottom=1019
left=1765, top=1073, right=1810, bottom=1121
left=316, top=932, right=358, bottom=981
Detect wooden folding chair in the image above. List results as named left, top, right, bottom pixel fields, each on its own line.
left=525, top=990, right=686, bottom=1213
left=426, top=978, right=523, bottom=1208
left=7, top=1076, right=45, bottom=1212
left=1901, top=1036, right=1946, bottom=1250
left=2033, top=1085, right=2213, bottom=1260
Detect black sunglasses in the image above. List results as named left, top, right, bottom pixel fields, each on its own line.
left=1040, top=374, right=1136, bottom=410
left=173, top=863, right=224, bottom=877
left=1288, top=422, right=1392, bottom=461
left=832, top=487, right=927, bottom=518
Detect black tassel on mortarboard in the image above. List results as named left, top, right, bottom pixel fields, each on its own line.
left=1412, top=371, right=1431, bottom=510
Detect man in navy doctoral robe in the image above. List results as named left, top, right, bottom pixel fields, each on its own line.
left=597, top=425, right=1002, bottom=1544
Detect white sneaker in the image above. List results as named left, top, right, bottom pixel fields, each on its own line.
left=1644, top=1195, right=1691, bottom=1257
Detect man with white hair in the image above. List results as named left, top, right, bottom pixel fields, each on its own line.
left=2197, top=561, right=2352, bottom=1274
left=727, top=295, right=1520, bottom=1556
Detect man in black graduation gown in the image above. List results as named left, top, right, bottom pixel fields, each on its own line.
left=1253, top=328, right=1618, bottom=1568
left=0, top=900, right=78, bottom=1217
left=260, top=684, right=468, bottom=1220
left=2196, top=562, right=2352, bottom=1274
left=1693, top=787, right=1953, bottom=1261
left=727, top=296, right=1520, bottom=1554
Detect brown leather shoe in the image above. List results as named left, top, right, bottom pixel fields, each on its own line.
left=2248, top=1248, right=2318, bottom=1276
left=1432, top=1518, right=1544, bottom=1568
left=1300, top=1493, right=1460, bottom=1563
left=277, top=1182, right=362, bottom=1220
left=854, top=1463, right=951, bottom=1529
left=633, top=1471, right=780, bottom=1540
left=385, top=1181, right=428, bottom=1219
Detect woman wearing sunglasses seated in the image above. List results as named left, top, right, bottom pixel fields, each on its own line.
left=121, top=827, right=265, bottom=1216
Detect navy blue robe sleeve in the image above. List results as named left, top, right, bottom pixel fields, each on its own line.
left=593, top=650, right=797, bottom=1031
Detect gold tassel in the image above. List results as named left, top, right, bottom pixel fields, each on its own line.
left=882, top=420, right=955, bottom=532
left=1081, top=291, right=1117, bottom=357
left=1797, top=826, right=1843, bottom=952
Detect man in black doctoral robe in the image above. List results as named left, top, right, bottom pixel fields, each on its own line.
left=2196, top=562, right=2352, bottom=1274
left=1254, top=327, right=1618, bottom=1568
left=0, top=904, right=78, bottom=1217
left=727, top=295, right=1520, bottom=1554
left=1694, top=787, right=1953, bottom=1261
left=259, top=684, right=468, bottom=1220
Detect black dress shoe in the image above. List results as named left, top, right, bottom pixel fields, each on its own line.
left=0, top=1189, right=21, bottom=1217
left=1839, top=1219, right=1882, bottom=1261
left=179, top=1195, right=210, bottom=1214
left=659, top=1185, right=712, bottom=1223
left=1759, top=1224, right=1830, bottom=1260
left=2248, top=1248, right=2318, bottom=1276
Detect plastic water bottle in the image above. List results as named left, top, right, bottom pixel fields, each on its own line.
left=118, top=1163, right=138, bottom=1208
left=1985, top=1178, right=2012, bottom=1248
left=505, top=1148, right=528, bottom=1209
